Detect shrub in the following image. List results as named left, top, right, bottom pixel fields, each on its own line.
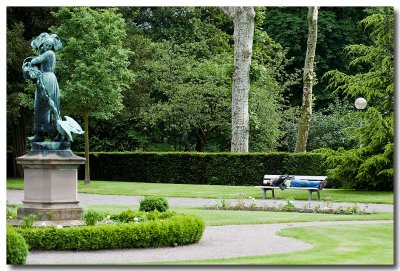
left=17, top=213, right=205, bottom=251
left=6, top=204, right=18, bottom=220
left=139, top=196, right=169, bottom=212
left=7, top=226, right=29, bottom=265
left=81, top=209, right=104, bottom=226
left=21, top=214, right=37, bottom=229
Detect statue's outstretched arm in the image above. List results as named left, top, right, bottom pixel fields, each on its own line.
left=31, top=51, right=52, bottom=65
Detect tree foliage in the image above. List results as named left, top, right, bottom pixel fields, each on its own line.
left=51, top=7, right=134, bottom=118
left=138, top=41, right=232, bottom=151
left=322, top=7, right=394, bottom=190
left=263, top=7, right=368, bottom=108
left=7, top=7, right=390, bottom=192
left=50, top=7, right=134, bottom=183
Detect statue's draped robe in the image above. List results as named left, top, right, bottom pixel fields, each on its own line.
left=31, top=50, right=60, bottom=136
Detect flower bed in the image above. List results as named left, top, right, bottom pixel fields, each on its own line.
left=206, top=197, right=373, bottom=215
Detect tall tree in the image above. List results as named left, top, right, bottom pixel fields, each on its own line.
left=51, top=7, right=134, bottom=184
left=138, top=40, right=232, bottom=152
left=295, top=6, right=318, bottom=152
left=323, top=7, right=394, bottom=190
left=221, top=7, right=255, bottom=152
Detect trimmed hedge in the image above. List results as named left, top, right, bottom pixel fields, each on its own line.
left=7, top=226, right=29, bottom=265
left=17, top=213, right=205, bottom=251
left=77, top=152, right=328, bottom=186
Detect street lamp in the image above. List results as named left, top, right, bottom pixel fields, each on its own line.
left=354, top=97, right=367, bottom=110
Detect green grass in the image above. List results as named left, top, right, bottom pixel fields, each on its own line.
left=82, top=205, right=393, bottom=226
left=150, top=224, right=394, bottom=265
left=7, top=178, right=394, bottom=204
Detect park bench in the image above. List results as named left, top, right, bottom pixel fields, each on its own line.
left=255, top=175, right=328, bottom=201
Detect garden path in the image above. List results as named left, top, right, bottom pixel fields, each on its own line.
left=25, top=220, right=391, bottom=264
left=6, top=189, right=393, bottom=212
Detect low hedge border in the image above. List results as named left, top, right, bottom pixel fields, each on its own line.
left=16, top=213, right=205, bottom=251
left=76, top=152, right=330, bottom=186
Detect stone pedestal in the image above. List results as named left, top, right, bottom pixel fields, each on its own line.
left=15, top=142, right=85, bottom=226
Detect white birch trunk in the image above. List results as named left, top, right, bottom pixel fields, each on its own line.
left=295, top=6, right=318, bottom=152
left=221, top=7, right=255, bottom=153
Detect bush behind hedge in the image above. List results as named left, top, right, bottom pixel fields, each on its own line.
left=139, top=196, right=169, bottom=212
left=77, top=152, right=328, bottom=186
left=17, top=213, right=205, bottom=251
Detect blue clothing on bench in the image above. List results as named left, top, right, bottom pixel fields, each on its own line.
left=288, top=179, right=321, bottom=188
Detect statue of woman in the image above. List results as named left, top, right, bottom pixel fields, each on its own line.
left=23, top=32, right=63, bottom=142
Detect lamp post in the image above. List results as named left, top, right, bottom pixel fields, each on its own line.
left=354, top=97, right=367, bottom=148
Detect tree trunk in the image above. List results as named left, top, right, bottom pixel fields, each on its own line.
left=83, top=110, right=90, bottom=185
left=221, top=7, right=255, bottom=153
left=295, top=6, right=318, bottom=152
left=195, top=128, right=206, bottom=152
left=12, top=115, right=27, bottom=177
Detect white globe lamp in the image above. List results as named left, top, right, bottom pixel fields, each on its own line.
left=354, top=97, right=367, bottom=110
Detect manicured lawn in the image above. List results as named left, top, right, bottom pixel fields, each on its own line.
left=82, top=205, right=393, bottom=226
left=7, top=178, right=393, bottom=204
left=151, top=224, right=394, bottom=265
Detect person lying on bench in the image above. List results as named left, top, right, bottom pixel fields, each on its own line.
left=265, top=176, right=327, bottom=190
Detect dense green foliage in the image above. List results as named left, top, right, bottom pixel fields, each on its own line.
left=7, top=226, right=29, bottom=265
left=322, top=7, right=394, bottom=191
left=17, top=212, right=205, bottom=250
left=139, top=196, right=169, bottom=212
left=76, top=152, right=328, bottom=186
left=263, top=7, right=368, bottom=108
left=6, top=7, right=394, bottom=191
left=280, top=99, right=357, bottom=151
left=7, top=6, right=370, bottom=155
left=50, top=7, right=134, bottom=120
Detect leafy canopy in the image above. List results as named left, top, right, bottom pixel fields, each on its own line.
left=51, top=7, right=134, bottom=120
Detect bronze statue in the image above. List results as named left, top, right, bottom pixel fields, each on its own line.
left=23, top=32, right=83, bottom=143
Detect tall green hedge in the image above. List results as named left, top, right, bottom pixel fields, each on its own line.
left=77, top=152, right=328, bottom=186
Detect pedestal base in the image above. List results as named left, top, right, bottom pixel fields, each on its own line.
left=16, top=142, right=85, bottom=223
left=17, top=206, right=83, bottom=221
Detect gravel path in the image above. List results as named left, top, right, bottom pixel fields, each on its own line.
left=26, top=220, right=391, bottom=264
left=7, top=189, right=394, bottom=212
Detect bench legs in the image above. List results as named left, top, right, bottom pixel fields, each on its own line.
left=308, top=190, right=321, bottom=201
left=262, top=188, right=320, bottom=201
left=262, top=188, right=275, bottom=199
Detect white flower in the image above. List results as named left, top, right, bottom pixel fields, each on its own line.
left=289, top=200, right=295, bottom=205
left=56, top=225, right=63, bottom=229
left=134, top=217, right=139, bottom=223
left=41, top=222, right=46, bottom=226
